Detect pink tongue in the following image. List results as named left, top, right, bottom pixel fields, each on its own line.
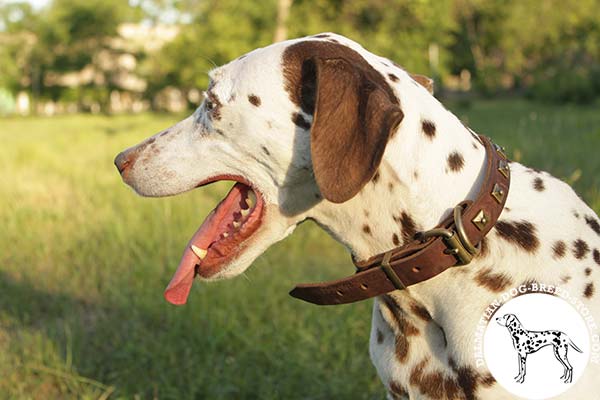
left=163, top=183, right=247, bottom=305
left=163, top=212, right=217, bottom=305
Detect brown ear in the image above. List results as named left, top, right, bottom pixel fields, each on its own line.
left=310, top=57, right=404, bottom=203
left=409, top=73, right=434, bottom=94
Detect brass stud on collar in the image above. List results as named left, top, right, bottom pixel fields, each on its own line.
left=472, top=210, right=489, bottom=231
left=493, top=143, right=507, bottom=159
left=498, top=159, right=510, bottom=178
left=491, top=183, right=505, bottom=203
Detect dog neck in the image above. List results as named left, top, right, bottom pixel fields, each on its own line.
left=309, top=80, right=487, bottom=262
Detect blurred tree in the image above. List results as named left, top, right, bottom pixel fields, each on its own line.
left=3, top=0, right=600, bottom=111
left=501, top=0, right=600, bottom=102
left=289, top=0, right=456, bottom=78
left=449, top=0, right=511, bottom=94
left=274, top=0, right=292, bottom=42
left=145, top=0, right=277, bottom=105
left=450, top=0, right=600, bottom=102
left=0, top=2, right=38, bottom=92
left=2, top=0, right=144, bottom=111
left=147, top=0, right=455, bottom=104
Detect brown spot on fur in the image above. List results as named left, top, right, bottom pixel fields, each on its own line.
left=409, top=357, right=461, bottom=400
left=475, top=268, right=513, bottom=292
left=573, top=210, right=581, bottom=219
left=388, top=73, right=399, bottom=82
left=526, top=167, right=542, bottom=174
left=261, top=145, right=270, bottom=156
left=362, top=224, right=372, bottom=235
left=452, top=363, right=491, bottom=400
left=561, top=275, right=572, bottom=284
left=159, top=129, right=170, bottom=137
left=481, top=374, right=496, bottom=387
left=584, top=282, right=595, bottom=298
left=410, top=303, right=432, bottom=322
left=447, top=151, right=465, bottom=172
left=371, top=170, right=380, bottom=183
left=593, top=249, right=600, bottom=266
left=248, top=94, right=261, bottom=107
left=312, top=33, right=330, bottom=38
left=413, top=170, right=419, bottom=179
left=376, top=329, right=384, bottom=344
left=553, top=240, right=566, bottom=259
left=495, top=221, right=540, bottom=252
left=206, top=90, right=222, bottom=120
left=585, top=216, right=600, bottom=236
left=399, top=212, right=418, bottom=243
left=421, top=120, right=436, bottom=139
left=291, top=112, right=311, bottom=130
left=392, top=233, right=400, bottom=246
left=533, top=177, right=545, bottom=191
left=585, top=267, right=592, bottom=277
left=410, top=74, right=434, bottom=94
left=389, top=381, right=408, bottom=399
left=388, top=182, right=394, bottom=192
left=395, top=334, right=410, bottom=363
left=380, top=295, right=419, bottom=363
left=573, top=239, right=590, bottom=259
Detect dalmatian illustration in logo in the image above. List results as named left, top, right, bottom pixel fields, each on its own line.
left=496, top=313, right=583, bottom=384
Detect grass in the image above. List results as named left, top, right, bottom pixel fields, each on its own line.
left=0, top=100, right=599, bottom=399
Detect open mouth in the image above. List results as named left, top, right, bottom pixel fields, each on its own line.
left=164, top=176, right=265, bottom=305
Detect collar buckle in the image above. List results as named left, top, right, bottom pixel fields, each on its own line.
left=416, top=204, right=480, bottom=266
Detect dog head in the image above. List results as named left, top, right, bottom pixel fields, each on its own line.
left=115, top=33, right=434, bottom=305
left=496, top=313, right=519, bottom=327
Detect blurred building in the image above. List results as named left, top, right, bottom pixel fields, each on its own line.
left=11, top=23, right=181, bottom=115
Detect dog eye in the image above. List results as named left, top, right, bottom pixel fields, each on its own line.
left=205, top=100, right=214, bottom=111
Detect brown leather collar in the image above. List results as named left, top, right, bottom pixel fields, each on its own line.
left=289, top=135, right=510, bottom=305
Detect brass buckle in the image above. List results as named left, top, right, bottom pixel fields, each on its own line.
left=416, top=205, right=480, bottom=265
left=380, top=251, right=406, bottom=290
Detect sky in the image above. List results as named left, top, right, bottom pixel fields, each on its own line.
left=24, top=0, right=49, bottom=8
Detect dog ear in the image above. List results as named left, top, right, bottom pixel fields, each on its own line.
left=409, top=73, right=434, bottom=94
left=309, top=57, right=404, bottom=203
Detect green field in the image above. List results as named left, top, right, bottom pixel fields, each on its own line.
left=1, top=100, right=599, bottom=399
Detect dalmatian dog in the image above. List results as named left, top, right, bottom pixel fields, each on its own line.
left=496, top=313, right=583, bottom=384
left=115, top=33, right=600, bottom=399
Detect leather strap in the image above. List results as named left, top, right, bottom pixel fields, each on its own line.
left=289, top=135, right=510, bottom=305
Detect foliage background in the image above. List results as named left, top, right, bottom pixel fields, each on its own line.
left=1, top=0, right=600, bottom=109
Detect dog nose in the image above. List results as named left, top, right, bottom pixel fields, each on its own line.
left=114, top=150, right=134, bottom=175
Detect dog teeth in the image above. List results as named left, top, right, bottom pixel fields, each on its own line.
left=240, top=209, right=249, bottom=217
left=190, top=245, right=207, bottom=259
left=232, top=221, right=241, bottom=229
left=221, top=232, right=229, bottom=238
left=246, top=191, right=256, bottom=208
